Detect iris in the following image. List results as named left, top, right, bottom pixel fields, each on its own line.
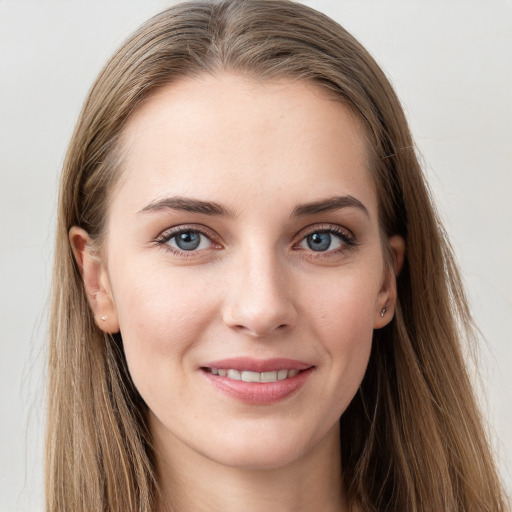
left=175, top=231, right=201, bottom=250
left=307, top=232, right=331, bottom=251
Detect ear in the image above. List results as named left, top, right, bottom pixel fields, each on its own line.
left=374, top=235, right=406, bottom=329
left=69, top=226, right=120, bottom=334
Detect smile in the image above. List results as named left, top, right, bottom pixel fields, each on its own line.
left=201, top=358, right=313, bottom=405
left=207, top=368, right=300, bottom=382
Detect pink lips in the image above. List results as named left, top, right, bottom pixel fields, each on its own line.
left=201, top=357, right=314, bottom=405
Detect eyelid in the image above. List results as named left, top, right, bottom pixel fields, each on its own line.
left=153, top=222, right=356, bottom=259
left=155, top=224, right=223, bottom=254
left=292, top=223, right=357, bottom=256
left=294, top=223, right=356, bottom=244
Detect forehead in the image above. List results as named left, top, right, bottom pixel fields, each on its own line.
left=114, top=73, right=377, bottom=217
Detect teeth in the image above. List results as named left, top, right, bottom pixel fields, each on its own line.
left=227, top=369, right=241, bottom=380
left=277, top=369, right=288, bottom=381
left=261, top=371, right=277, bottom=382
left=208, top=368, right=301, bottom=382
left=241, top=370, right=260, bottom=382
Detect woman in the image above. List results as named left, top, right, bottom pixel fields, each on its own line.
left=46, top=0, right=508, bottom=510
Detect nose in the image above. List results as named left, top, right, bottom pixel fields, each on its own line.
left=222, top=250, right=298, bottom=338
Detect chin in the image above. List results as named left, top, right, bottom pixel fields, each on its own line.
left=199, top=421, right=336, bottom=471
left=207, top=441, right=307, bottom=471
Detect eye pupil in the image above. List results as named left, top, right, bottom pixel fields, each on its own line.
left=175, top=231, right=201, bottom=250
left=307, top=232, right=331, bottom=251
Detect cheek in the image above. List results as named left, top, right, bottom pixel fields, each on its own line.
left=307, top=264, right=380, bottom=334
left=306, top=269, right=379, bottom=387
left=108, top=260, right=218, bottom=387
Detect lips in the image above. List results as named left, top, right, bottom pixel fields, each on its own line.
left=208, top=368, right=299, bottom=383
left=201, top=357, right=314, bottom=404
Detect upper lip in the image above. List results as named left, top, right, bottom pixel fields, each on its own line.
left=201, top=357, right=313, bottom=373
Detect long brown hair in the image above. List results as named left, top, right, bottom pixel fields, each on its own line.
left=47, top=1, right=508, bottom=510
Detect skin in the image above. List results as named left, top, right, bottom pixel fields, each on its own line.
left=71, top=74, right=404, bottom=512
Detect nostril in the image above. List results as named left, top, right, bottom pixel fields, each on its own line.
left=230, top=322, right=289, bottom=338
left=222, top=288, right=298, bottom=337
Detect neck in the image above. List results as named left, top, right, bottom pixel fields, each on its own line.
left=152, top=419, right=347, bottom=512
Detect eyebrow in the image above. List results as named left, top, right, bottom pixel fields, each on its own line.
left=138, top=196, right=234, bottom=216
left=138, top=194, right=369, bottom=218
left=291, top=195, right=369, bottom=218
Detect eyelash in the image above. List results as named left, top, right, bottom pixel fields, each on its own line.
left=294, top=224, right=357, bottom=259
left=154, top=223, right=357, bottom=259
left=155, top=225, right=221, bottom=258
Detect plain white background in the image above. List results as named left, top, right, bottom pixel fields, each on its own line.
left=0, top=1, right=510, bottom=510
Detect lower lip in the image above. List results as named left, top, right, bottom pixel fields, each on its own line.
left=202, top=368, right=313, bottom=405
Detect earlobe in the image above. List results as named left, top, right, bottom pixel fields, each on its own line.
left=374, top=235, right=406, bottom=329
left=69, top=226, right=120, bottom=334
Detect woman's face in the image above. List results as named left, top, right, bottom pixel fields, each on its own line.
left=77, top=74, right=401, bottom=470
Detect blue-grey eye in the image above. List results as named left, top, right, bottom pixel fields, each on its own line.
left=300, top=231, right=343, bottom=252
left=307, top=232, right=331, bottom=251
left=168, top=230, right=211, bottom=251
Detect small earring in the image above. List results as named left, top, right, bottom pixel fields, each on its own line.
left=380, top=307, right=387, bottom=318
left=101, top=315, right=107, bottom=321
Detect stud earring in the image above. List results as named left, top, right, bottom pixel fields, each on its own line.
left=380, top=307, right=387, bottom=318
left=101, top=315, right=107, bottom=321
